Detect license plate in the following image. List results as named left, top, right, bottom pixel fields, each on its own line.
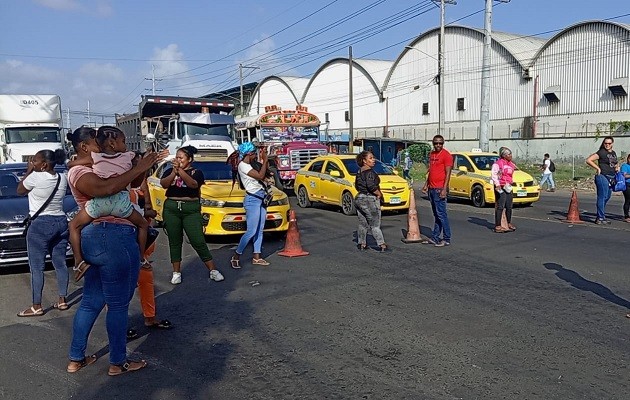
left=390, top=197, right=401, bottom=204
left=517, top=190, right=527, bottom=197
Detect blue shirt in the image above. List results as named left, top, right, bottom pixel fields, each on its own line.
left=621, top=163, right=630, bottom=184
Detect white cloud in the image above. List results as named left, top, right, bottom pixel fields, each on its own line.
left=149, top=44, right=201, bottom=97
left=33, top=0, right=81, bottom=11
left=33, top=0, right=113, bottom=17
left=244, top=35, right=298, bottom=79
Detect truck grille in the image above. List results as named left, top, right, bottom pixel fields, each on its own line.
left=290, top=149, right=325, bottom=170
left=198, top=149, right=228, bottom=157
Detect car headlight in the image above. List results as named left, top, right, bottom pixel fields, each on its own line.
left=66, top=208, right=79, bottom=221
left=200, top=199, right=225, bottom=207
left=278, top=156, right=290, bottom=167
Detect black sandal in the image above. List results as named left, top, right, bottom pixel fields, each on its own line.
left=146, top=319, right=172, bottom=330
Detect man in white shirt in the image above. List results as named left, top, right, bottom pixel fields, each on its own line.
left=540, top=153, right=555, bottom=192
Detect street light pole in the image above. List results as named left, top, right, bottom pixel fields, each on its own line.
left=239, top=64, right=259, bottom=117
left=435, top=0, right=456, bottom=137
left=479, top=0, right=510, bottom=151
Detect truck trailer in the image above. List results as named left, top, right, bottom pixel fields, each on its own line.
left=0, top=94, right=64, bottom=163
left=116, top=95, right=237, bottom=157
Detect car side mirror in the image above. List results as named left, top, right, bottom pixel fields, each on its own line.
left=330, top=170, right=341, bottom=178
left=458, top=166, right=469, bottom=172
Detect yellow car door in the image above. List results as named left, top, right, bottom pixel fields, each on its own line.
left=146, top=163, right=168, bottom=221
left=449, top=154, right=467, bottom=196
left=319, top=160, right=345, bottom=204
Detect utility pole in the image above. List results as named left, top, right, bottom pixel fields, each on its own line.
left=239, top=64, right=259, bottom=117
left=435, top=0, right=456, bottom=138
left=145, top=64, right=163, bottom=95
left=479, top=0, right=510, bottom=151
left=348, top=45, right=354, bottom=152
left=86, top=100, right=91, bottom=127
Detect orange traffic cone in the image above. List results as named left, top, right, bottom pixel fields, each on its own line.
left=563, top=190, right=583, bottom=223
left=278, top=209, right=309, bottom=257
left=402, top=190, right=422, bottom=243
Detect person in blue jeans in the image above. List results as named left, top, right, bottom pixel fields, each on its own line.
left=586, top=136, right=618, bottom=224
left=231, top=141, right=271, bottom=268
left=16, top=149, right=69, bottom=317
left=422, top=135, right=453, bottom=246
left=65, top=126, right=163, bottom=376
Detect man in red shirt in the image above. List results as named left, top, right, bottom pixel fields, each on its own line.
left=422, top=135, right=453, bottom=246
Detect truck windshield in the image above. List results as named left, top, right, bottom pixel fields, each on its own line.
left=181, top=123, right=231, bottom=138
left=342, top=159, right=396, bottom=175
left=5, top=128, right=61, bottom=144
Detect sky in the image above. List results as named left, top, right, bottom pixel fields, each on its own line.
left=1, top=0, right=628, bottom=128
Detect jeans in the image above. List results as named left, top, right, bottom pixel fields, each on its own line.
left=402, top=169, right=410, bottom=180
left=163, top=199, right=212, bottom=262
left=539, top=173, right=555, bottom=190
left=26, top=215, right=69, bottom=304
left=595, top=174, right=612, bottom=220
left=495, top=190, right=513, bottom=226
left=236, top=191, right=267, bottom=254
left=428, top=189, right=451, bottom=243
left=623, top=186, right=630, bottom=218
left=355, top=194, right=385, bottom=246
left=69, top=222, right=140, bottom=365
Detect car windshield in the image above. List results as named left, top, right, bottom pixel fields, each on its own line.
left=469, top=155, right=499, bottom=171
left=0, top=170, right=23, bottom=198
left=342, top=158, right=396, bottom=175
left=192, top=161, right=234, bottom=181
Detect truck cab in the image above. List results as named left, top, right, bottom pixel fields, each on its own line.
left=164, top=112, right=236, bottom=157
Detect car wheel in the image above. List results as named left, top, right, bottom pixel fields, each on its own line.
left=471, top=185, right=486, bottom=208
left=297, top=186, right=311, bottom=208
left=341, top=191, right=356, bottom=215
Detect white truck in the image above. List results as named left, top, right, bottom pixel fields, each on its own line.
left=0, top=95, right=64, bottom=163
left=116, top=95, right=237, bottom=157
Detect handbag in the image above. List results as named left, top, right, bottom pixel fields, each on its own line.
left=23, top=174, right=61, bottom=235
left=613, top=171, right=626, bottom=192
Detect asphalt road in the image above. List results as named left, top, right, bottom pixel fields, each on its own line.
left=1, top=189, right=629, bottom=400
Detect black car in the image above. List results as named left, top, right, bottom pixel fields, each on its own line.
left=0, top=163, right=78, bottom=267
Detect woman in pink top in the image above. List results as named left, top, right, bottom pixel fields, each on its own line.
left=65, top=126, right=163, bottom=376
left=491, top=147, right=517, bottom=233
left=68, top=126, right=149, bottom=281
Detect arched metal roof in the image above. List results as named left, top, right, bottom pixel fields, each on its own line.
left=248, top=76, right=310, bottom=112
left=301, top=58, right=387, bottom=103
left=383, top=25, right=546, bottom=91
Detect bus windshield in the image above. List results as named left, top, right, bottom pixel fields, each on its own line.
left=5, top=127, right=61, bottom=144
left=261, top=126, right=319, bottom=143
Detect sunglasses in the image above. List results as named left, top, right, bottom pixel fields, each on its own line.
left=604, top=142, right=613, bottom=145
left=433, top=142, right=444, bottom=145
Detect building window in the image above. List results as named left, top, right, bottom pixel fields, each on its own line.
left=344, top=111, right=350, bottom=121
left=457, top=98, right=465, bottom=111
left=422, top=103, right=429, bottom=115
left=543, top=86, right=560, bottom=103
left=608, top=77, right=628, bottom=97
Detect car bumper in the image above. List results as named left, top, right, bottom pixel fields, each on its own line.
left=200, top=205, right=291, bottom=235
left=0, top=233, right=72, bottom=268
left=485, top=186, right=540, bottom=204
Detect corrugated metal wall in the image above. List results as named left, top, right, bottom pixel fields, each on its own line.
left=533, top=22, right=630, bottom=116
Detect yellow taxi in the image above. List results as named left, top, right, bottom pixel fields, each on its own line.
left=146, top=156, right=290, bottom=235
left=294, top=154, right=411, bottom=215
left=449, top=151, right=540, bottom=207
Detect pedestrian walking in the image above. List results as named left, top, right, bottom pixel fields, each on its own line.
left=491, top=147, right=517, bottom=233
left=160, top=145, right=224, bottom=284
left=421, top=135, right=453, bottom=246
left=230, top=141, right=272, bottom=268
left=354, top=150, right=389, bottom=252
left=539, top=153, right=556, bottom=192
left=586, top=136, right=618, bottom=224
left=16, top=149, right=69, bottom=317
left=402, top=151, right=412, bottom=182
left=65, top=126, right=162, bottom=376
left=619, top=154, right=630, bottom=223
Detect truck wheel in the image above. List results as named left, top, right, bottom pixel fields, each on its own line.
left=297, top=186, right=311, bottom=208
left=341, top=191, right=356, bottom=215
left=471, top=185, right=486, bottom=208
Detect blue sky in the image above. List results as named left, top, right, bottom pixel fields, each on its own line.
left=1, top=0, right=628, bottom=126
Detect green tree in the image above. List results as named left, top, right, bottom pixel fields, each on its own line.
left=407, top=143, right=431, bottom=165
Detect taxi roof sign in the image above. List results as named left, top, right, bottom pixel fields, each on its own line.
left=471, top=148, right=483, bottom=152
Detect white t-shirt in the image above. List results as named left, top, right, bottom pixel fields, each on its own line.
left=238, top=162, right=264, bottom=194
left=22, top=171, right=68, bottom=217
left=543, top=159, right=551, bottom=175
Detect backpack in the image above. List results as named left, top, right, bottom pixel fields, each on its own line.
left=548, top=160, right=556, bottom=173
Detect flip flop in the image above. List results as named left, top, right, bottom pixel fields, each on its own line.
left=146, top=319, right=173, bottom=330
left=53, top=302, right=69, bottom=311
left=252, top=258, right=270, bottom=266
left=108, top=360, right=147, bottom=376
left=73, top=260, right=90, bottom=282
left=17, top=306, right=44, bottom=317
left=67, top=354, right=97, bottom=373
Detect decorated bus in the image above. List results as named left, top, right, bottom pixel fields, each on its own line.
left=236, top=105, right=327, bottom=191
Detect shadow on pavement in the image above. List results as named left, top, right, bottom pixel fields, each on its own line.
left=467, top=216, right=494, bottom=230
left=544, top=262, right=630, bottom=310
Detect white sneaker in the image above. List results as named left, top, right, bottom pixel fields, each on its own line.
left=170, top=272, right=182, bottom=285
left=209, top=269, right=224, bottom=282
